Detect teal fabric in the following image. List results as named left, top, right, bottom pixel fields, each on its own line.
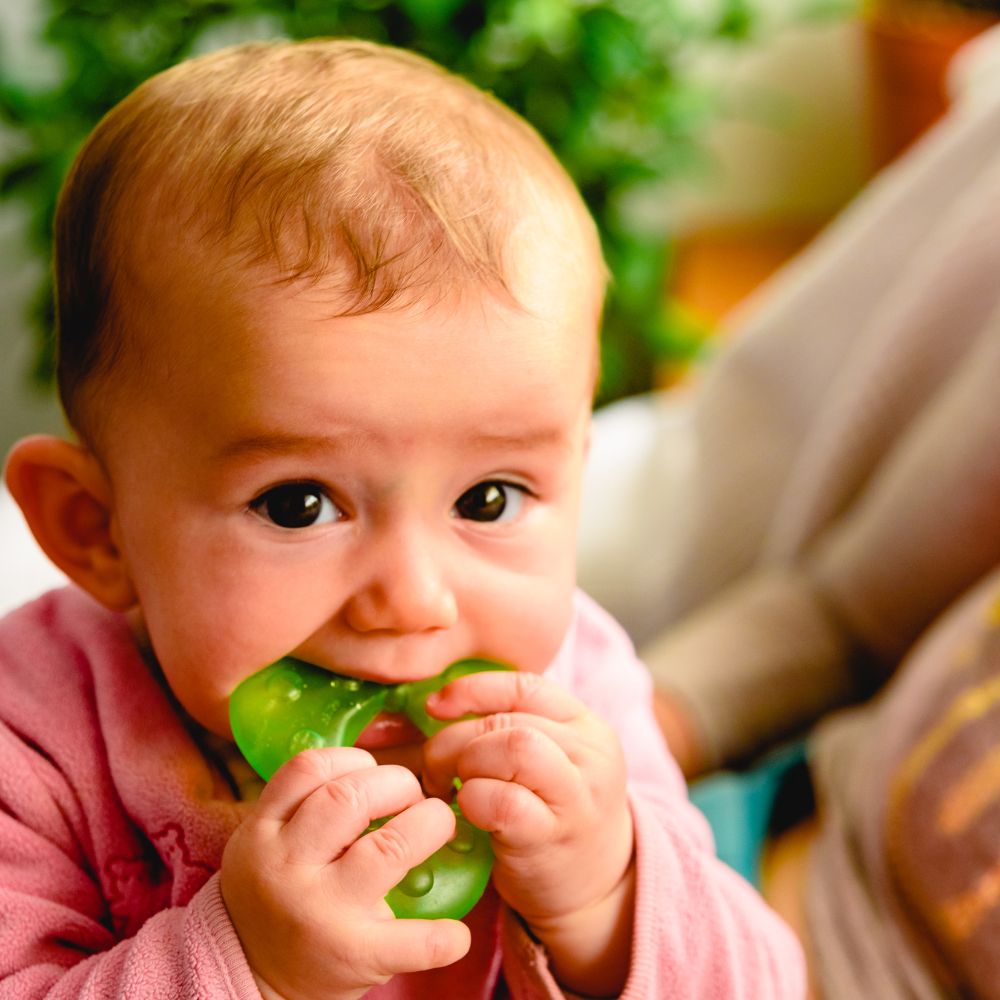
left=689, top=741, right=807, bottom=887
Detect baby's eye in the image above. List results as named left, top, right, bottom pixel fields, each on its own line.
left=453, top=481, right=526, bottom=523
left=250, top=482, right=341, bottom=529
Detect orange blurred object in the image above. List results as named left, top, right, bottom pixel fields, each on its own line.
left=865, top=2, right=998, bottom=168
left=670, top=221, right=822, bottom=329
left=663, top=3, right=999, bottom=390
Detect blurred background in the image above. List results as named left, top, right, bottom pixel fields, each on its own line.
left=1, top=0, right=997, bottom=458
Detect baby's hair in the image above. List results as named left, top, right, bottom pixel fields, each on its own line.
left=54, top=38, right=602, bottom=441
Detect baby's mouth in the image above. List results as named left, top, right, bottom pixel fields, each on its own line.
left=230, top=656, right=510, bottom=781
left=355, top=711, right=424, bottom=750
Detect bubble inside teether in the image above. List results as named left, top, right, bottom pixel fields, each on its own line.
left=288, top=729, right=325, bottom=754
left=266, top=668, right=303, bottom=700
left=397, top=863, right=434, bottom=897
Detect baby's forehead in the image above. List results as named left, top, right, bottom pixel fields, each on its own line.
left=104, top=250, right=598, bottom=447
left=59, top=40, right=606, bottom=444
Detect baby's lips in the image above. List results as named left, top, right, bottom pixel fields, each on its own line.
left=354, top=711, right=424, bottom=750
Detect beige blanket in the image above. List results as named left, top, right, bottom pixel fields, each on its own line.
left=578, top=25, right=1000, bottom=770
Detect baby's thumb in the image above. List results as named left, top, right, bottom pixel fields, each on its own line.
left=378, top=917, right=471, bottom=977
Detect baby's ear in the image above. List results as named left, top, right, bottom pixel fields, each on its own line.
left=4, top=435, right=137, bottom=611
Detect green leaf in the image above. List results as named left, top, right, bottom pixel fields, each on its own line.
left=398, top=0, right=466, bottom=30
left=0, top=157, right=46, bottom=196
left=716, top=0, right=757, bottom=40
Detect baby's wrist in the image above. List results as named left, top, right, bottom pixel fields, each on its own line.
left=524, top=857, right=636, bottom=997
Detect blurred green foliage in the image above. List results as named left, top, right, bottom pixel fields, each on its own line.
left=0, top=0, right=851, bottom=404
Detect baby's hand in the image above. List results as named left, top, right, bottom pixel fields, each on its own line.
left=421, top=673, right=635, bottom=995
left=221, top=747, right=470, bottom=1000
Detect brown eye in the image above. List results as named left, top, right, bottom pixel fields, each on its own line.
left=251, top=483, right=339, bottom=529
left=453, top=482, right=524, bottom=523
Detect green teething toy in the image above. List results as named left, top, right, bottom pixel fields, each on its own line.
left=229, top=656, right=509, bottom=920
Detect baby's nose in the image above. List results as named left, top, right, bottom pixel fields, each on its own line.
left=343, top=526, right=458, bottom=635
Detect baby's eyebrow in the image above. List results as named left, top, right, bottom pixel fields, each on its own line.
left=214, top=426, right=569, bottom=462
left=465, top=427, right=570, bottom=451
left=213, top=432, right=353, bottom=462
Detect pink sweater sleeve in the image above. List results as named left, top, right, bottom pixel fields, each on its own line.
left=0, top=875, right=259, bottom=999
left=498, top=592, right=805, bottom=998
left=0, top=591, right=260, bottom=998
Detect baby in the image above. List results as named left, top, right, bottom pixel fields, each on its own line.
left=1, top=39, right=803, bottom=998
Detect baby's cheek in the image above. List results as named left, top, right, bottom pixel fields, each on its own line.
left=499, top=590, right=575, bottom=675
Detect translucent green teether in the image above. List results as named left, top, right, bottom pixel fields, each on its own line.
left=229, top=656, right=509, bottom=920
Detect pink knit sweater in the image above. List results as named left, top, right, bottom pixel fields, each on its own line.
left=0, top=587, right=802, bottom=998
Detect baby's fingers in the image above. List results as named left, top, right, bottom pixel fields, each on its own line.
left=281, top=761, right=426, bottom=866
left=427, top=671, right=581, bottom=724
left=424, top=718, right=579, bottom=808
left=457, top=777, right=556, bottom=849
left=338, top=796, right=457, bottom=899
left=254, top=746, right=377, bottom=824
left=374, top=917, right=471, bottom=977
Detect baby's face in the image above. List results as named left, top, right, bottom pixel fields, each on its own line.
left=98, top=245, right=600, bottom=759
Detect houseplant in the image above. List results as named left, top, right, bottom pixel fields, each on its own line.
left=0, top=0, right=853, bottom=406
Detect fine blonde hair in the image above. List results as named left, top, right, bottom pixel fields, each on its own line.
left=54, top=37, right=603, bottom=438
